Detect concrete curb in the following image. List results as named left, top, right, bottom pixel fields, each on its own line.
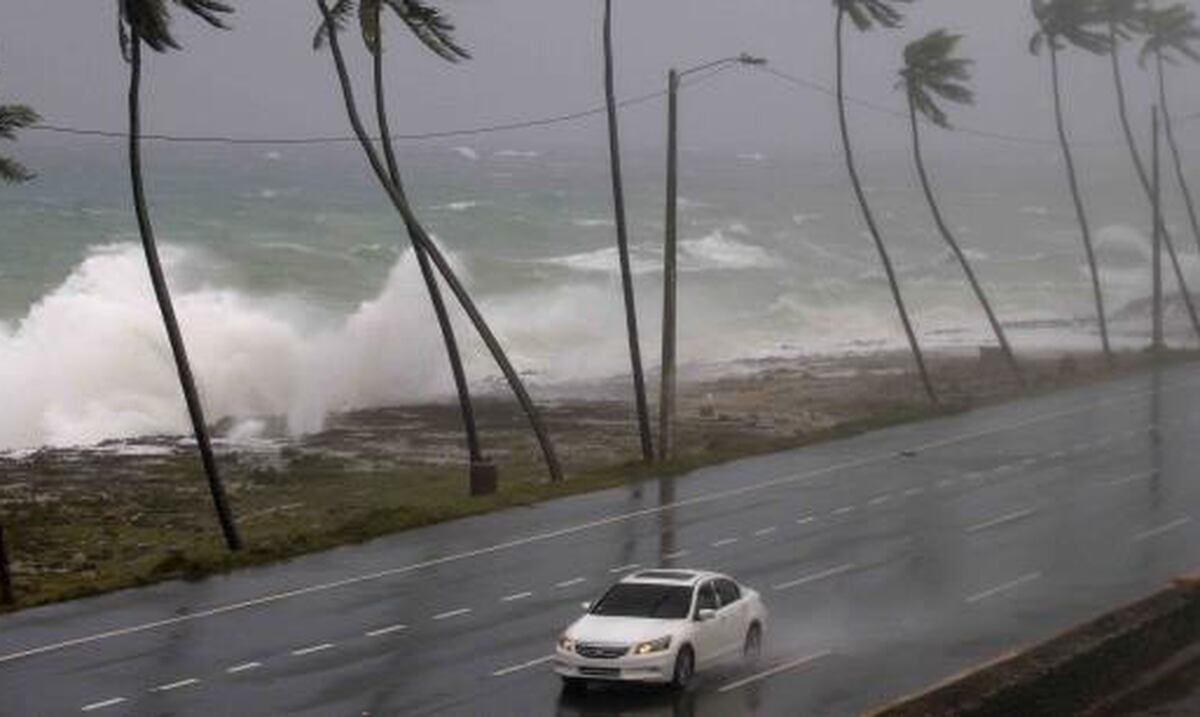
left=864, top=573, right=1200, bottom=717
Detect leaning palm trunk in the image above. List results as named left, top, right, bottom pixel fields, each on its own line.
left=371, top=31, right=482, bottom=465
left=128, top=32, right=241, bottom=550
left=1049, top=44, right=1112, bottom=361
left=1157, top=52, right=1200, bottom=266
left=603, top=0, right=654, bottom=462
left=907, top=100, right=1024, bottom=386
left=1109, top=30, right=1200, bottom=343
left=316, top=0, right=562, bottom=482
left=836, top=9, right=937, bottom=403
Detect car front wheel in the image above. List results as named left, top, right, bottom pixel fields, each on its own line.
left=671, top=646, right=695, bottom=690
left=743, top=623, right=763, bottom=663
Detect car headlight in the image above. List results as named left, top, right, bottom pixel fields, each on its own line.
left=558, top=634, right=575, bottom=653
left=632, top=635, right=672, bottom=655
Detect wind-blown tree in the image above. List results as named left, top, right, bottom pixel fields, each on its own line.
left=0, top=91, right=38, bottom=183
left=118, top=0, right=241, bottom=551
left=317, top=0, right=487, bottom=479
left=899, top=31, right=1025, bottom=386
left=602, top=0, right=654, bottom=462
left=1102, top=0, right=1200, bottom=341
left=314, top=0, right=564, bottom=483
left=1141, top=4, right=1200, bottom=261
left=833, top=0, right=936, bottom=403
left=1030, top=0, right=1115, bottom=362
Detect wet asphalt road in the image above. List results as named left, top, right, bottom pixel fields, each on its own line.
left=2, top=363, right=1200, bottom=717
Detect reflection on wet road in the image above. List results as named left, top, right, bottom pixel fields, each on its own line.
left=2, top=365, right=1200, bottom=715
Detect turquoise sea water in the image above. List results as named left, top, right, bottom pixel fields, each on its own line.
left=0, top=138, right=1192, bottom=449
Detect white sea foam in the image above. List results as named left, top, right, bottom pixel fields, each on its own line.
left=681, top=230, right=776, bottom=270
left=450, top=146, right=480, bottom=160
left=571, top=218, right=616, bottom=228
left=494, top=149, right=541, bottom=158
left=1020, top=205, right=1051, bottom=216
left=540, top=246, right=659, bottom=275
left=432, top=200, right=481, bottom=212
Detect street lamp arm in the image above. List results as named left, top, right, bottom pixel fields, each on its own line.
left=676, top=53, right=768, bottom=79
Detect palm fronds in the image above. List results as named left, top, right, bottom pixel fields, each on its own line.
left=834, top=0, right=913, bottom=31
left=118, top=0, right=232, bottom=60
left=314, top=0, right=469, bottom=61
left=0, top=103, right=39, bottom=183
left=1140, top=3, right=1200, bottom=66
left=899, top=30, right=974, bottom=129
left=1030, top=0, right=1112, bottom=55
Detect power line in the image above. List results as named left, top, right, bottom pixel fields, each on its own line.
left=27, top=68, right=733, bottom=146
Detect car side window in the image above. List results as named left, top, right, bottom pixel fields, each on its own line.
left=694, top=582, right=718, bottom=617
left=715, top=579, right=741, bottom=606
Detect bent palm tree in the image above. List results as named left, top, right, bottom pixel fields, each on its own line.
left=899, top=31, right=1025, bottom=386
left=320, top=0, right=485, bottom=476
left=315, top=0, right=563, bottom=483
left=833, top=0, right=935, bottom=403
left=118, top=0, right=241, bottom=551
left=1103, top=0, right=1200, bottom=342
left=603, top=0, right=654, bottom=462
left=1141, top=4, right=1200, bottom=265
left=1031, top=0, right=1114, bottom=362
left=0, top=92, right=38, bottom=183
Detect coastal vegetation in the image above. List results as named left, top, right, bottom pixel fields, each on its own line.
left=0, top=0, right=1198, bottom=606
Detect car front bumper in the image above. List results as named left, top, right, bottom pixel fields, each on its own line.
left=554, top=647, right=675, bottom=684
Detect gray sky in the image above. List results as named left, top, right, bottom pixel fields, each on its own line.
left=2, top=0, right=1200, bottom=156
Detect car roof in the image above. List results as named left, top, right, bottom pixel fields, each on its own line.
left=619, top=569, right=727, bottom=586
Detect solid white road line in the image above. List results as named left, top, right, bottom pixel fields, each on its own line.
left=1107, top=471, right=1157, bottom=487
left=291, top=643, right=335, bottom=656
left=432, top=609, right=472, bottom=621
left=712, top=538, right=740, bottom=548
left=965, top=508, right=1037, bottom=534
left=555, top=577, right=586, bottom=589
left=501, top=592, right=533, bottom=603
left=2, top=378, right=1186, bottom=666
left=609, top=563, right=641, bottom=574
left=81, top=698, right=126, bottom=712
left=754, top=527, right=777, bottom=537
left=225, top=661, right=262, bottom=674
left=966, top=572, right=1041, bottom=604
left=663, top=550, right=690, bottom=560
left=717, top=650, right=832, bottom=693
left=773, top=563, right=857, bottom=591
left=1132, top=517, right=1194, bottom=543
left=150, top=678, right=200, bottom=693
left=365, top=624, right=407, bottom=637
left=492, top=654, right=556, bottom=677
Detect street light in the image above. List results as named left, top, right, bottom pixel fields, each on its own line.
left=658, top=53, right=767, bottom=463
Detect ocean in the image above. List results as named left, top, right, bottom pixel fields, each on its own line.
left=0, top=137, right=1193, bottom=450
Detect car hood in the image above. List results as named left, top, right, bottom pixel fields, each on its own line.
left=565, top=615, right=684, bottom=644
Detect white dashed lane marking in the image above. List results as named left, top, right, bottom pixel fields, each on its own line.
left=712, top=538, right=740, bottom=548
left=966, top=572, right=1041, bottom=604
left=432, top=609, right=472, bottom=622
left=717, top=650, right=832, bottom=693
left=754, top=527, right=777, bottom=537
left=663, top=550, right=690, bottom=560
left=501, top=592, right=533, bottom=603
left=492, top=654, right=555, bottom=677
left=365, top=624, right=407, bottom=637
left=291, top=643, right=335, bottom=656
left=555, top=577, right=586, bottom=589
left=609, top=563, right=641, bottom=574
left=150, top=678, right=201, bottom=693
left=773, top=563, right=857, bottom=591
left=226, top=661, right=262, bottom=674
left=965, top=508, right=1037, bottom=535
left=1132, top=517, right=1194, bottom=543
left=81, top=698, right=127, bottom=712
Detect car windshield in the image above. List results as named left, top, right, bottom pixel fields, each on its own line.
left=590, top=583, right=692, bottom=619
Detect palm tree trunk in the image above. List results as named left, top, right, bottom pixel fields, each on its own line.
left=1109, top=32, right=1200, bottom=343
left=835, top=9, right=937, bottom=404
left=317, top=0, right=562, bottom=482
left=1158, top=53, right=1200, bottom=277
left=603, top=0, right=654, bottom=462
left=128, top=33, right=242, bottom=551
left=372, top=32, right=483, bottom=465
left=1050, top=44, right=1112, bottom=362
left=907, top=99, right=1024, bottom=387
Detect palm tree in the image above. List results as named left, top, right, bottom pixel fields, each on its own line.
left=899, top=31, right=1025, bottom=386
left=1102, top=0, right=1200, bottom=342
left=0, top=69, right=38, bottom=183
left=314, top=0, right=564, bottom=483
left=1141, top=4, right=1200, bottom=263
left=1030, top=0, right=1115, bottom=362
left=833, top=0, right=935, bottom=403
left=320, top=0, right=487, bottom=481
left=118, top=0, right=241, bottom=551
left=602, top=0, right=654, bottom=462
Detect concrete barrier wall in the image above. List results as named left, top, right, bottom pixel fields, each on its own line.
left=867, top=575, right=1200, bottom=717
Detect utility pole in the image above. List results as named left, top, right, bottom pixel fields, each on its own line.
left=0, top=524, right=14, bottom=605
left=1153, top=105, right=1164, bottom=352
left=658, top=68, right=679, bottom=463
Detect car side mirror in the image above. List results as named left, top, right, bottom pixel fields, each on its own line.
left=696, top=608, right=716, bottom=622
left=580, top=601, right=591, bottom=612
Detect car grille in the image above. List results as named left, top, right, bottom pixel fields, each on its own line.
left=579, top=667, right=621, bottom=677
left=575, top=643, right=629, bottom=659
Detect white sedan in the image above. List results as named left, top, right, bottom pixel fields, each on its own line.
left=554, top=569, right=767, bottom=689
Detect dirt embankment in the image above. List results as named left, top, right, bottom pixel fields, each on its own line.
left=867, top=573, right=1200, bottom=717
